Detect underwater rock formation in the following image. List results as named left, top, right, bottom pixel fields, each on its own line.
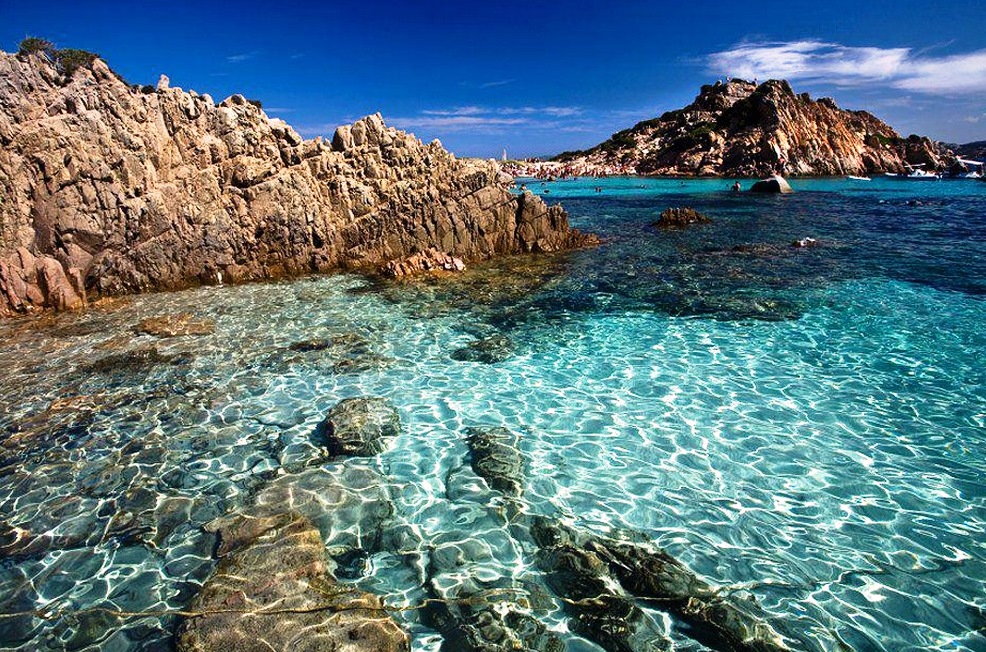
left=136, top=313, right=215, bottom=337
left=0, top=49, right=594, bottom=317
left=466, top=426, right=526, bottom=497
left=451, top=334, right=514, bottom=364
left=177, top=513, right=409, bottom=651
left=530, top=517, right=672, bottom=652
left=315, top=397, right=401, bottom=457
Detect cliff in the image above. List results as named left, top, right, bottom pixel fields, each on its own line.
left=0, top=49, right=592, bottom=317
left=556, top=79, right=954, bottom=177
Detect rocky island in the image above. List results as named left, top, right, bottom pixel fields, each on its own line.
left=552, top=78, right=954, bottom=177
left=0, top=44, right=593, bottom=317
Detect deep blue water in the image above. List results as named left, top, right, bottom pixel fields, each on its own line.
left=1, top=176, right=985, bottom=651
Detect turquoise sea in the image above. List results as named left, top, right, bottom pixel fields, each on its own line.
left=1, top=176, right=985, bottom=650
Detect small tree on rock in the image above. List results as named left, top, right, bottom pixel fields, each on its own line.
left=18, top=37, right=55, bottom=59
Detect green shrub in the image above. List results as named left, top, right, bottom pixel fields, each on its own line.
left=55, top=48, right=98, bottom=78
left=18, top=37, right=54, bottom=58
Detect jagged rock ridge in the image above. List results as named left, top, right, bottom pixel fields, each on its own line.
left=0, top=49, right=593, bottom=317
left=557, top=79, right=953, bottom=177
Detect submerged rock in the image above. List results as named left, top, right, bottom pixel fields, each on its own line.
left=207, top=466, right=394, bottom=557
left=530, top=518, right=671, bottom=652
left=136, top=313, right=216, bottom=337
left=425, top=594, right=563, bottom=652
left=450, top=334, right=514, bottom=364
left=531, top=519, right=793, bottom=652
left=654, top=207, right=712, bottom=228
left=315, top=397, right=401, bottom=457
left=466, top=427, right=525, bottom=497
left=177, top=513, right=409, bottom=652
left=749, top=176, right=794, bottom=194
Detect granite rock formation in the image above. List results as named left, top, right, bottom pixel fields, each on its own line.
left=556, top=79, right=954, bottom=177
left=0, top=49, right=593, bottom=317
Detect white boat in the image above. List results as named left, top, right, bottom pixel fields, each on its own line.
left=885, top=165, right=940, bottom=180
left=846, top=175, right=871, bottom=181
left=954, top=158, right=983, bottom=179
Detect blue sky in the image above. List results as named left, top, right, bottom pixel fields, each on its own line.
left=2, top=0, right=985, bottom=158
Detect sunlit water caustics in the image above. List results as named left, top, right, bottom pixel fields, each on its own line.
left=1, top=177, right=985, bottom=651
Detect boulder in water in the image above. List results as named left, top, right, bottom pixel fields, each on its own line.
left=655, top=206, right=712, bottom=227
left=450, top=334, right=514, bottom=364
left=466, top=426, right=525, bottom=497
left=749, top=176, right=794, bottom=193
left=315, top=397, right=401, bottom=457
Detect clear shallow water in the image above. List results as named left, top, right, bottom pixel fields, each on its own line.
left=1, top=177, right=985, bottom=651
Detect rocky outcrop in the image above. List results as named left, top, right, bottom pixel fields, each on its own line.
left=749, top=176, right=794, bottom=194
left=0, top=49, right=594, bottom=317
left=655, top=206, right=712, bottom=227
left=556, top=79, right=954, bottom=177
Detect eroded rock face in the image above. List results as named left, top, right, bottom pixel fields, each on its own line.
left=557, top=79, right=954, bottom=177
left=177, top=513, right=409, bottom=652
left=0, top=51, right=594, bottom=317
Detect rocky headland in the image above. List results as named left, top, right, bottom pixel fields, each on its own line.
left=552, top=78, right=954, bottom=177
left=0, top=46, right=593, bottom=317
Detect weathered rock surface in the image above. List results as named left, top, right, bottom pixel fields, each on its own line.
left=384, top=248, right=466, bottom=277
left=0, top=49, right=594, bottom=317
left=749, top=176, right=794, bottom=194
left=556, top=79, right=954, bottom=177
left=654, top=207, right=712, bottom=228
left=177, top=513, right=409, bottom=652
left=315, top=397, right=401, bottom=457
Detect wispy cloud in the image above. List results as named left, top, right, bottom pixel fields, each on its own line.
left=480, top=79, right=515, bottom=89
left=226, top=51, right=259, bottom=64
left=388, top=106, right=584, bottom=133
left=709, top=40, right=986, bottom=94
left=388, top=115, right=529, bottom=131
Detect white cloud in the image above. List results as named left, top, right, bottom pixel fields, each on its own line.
left=226, top=52, right=258, bottom=64
left=709, top=40, right=986, bottom=94
left=387, top=115, right=529, bottom=131
left=480, top=79, right=515, bottom=88
left=391, top=106, right=583, bottom=132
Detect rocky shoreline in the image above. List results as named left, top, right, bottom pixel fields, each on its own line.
left=549, top=79, right=955, bottom=178
left=0, top=49, right=594, bottom=318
